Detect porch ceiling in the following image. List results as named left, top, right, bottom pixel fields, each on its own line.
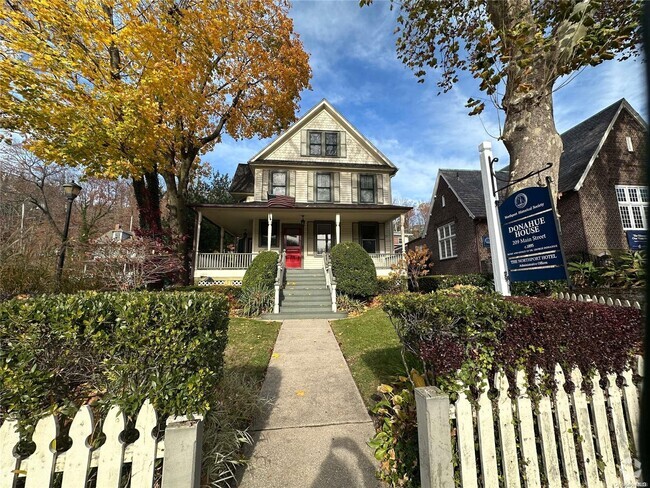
left=191, top=203, right=411, bottom=237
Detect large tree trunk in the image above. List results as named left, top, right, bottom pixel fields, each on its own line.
left=132, top=168, right=163, bottom=237
left=162, top=168, right=192, bottom=285
left=501, top=89, right=563, bottom=197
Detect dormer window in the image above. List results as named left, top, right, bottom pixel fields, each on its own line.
left=309, top=131, right=339, bottom=157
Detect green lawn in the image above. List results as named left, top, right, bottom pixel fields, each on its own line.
left=224, top=317, right=281, bottom=383
left=331, top=307, right=409, bottom=406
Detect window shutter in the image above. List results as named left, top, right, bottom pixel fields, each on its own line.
left=376, top=174, right=384, bottom=204
left=384, top=174, right=391, bottom=204
left=307, top=171, right=314, bottom=202
left=339, top=131, right=347, bottom=158
left=379, top=223, right=386, bottom=253
left=385, top=222, right=393, bottom=252
left=351, top=173, right=358, bottom=203
left=290, top=170, right=296, bottom=197
left=301, top=130, right=308, bottom=156
left=333, top=172, right=340, bottom=202
left=262, top=170, right=270, bottom=201
left=352, top=222, right=359, bottom=244
left=307, top=221, right=313, bottom=254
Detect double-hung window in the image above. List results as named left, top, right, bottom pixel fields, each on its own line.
left=359, top=222, right=379, bottom=253
left=437, top=222, right=457, bottom=259
left=271, top=171, right=287, bottom=196
left=315, top=222, right=336, bottom=254
left=259, top=220, right=280, bottom=247
left=309, top=131, right=339, bottom=156
left=316, top=173, right=332, bottom=202
left=359, top=175, right=375, bottom=203
left=616, top=185, right=648, bottom=230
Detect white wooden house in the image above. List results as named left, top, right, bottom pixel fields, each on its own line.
left=191, top=99, right=411, bottom=285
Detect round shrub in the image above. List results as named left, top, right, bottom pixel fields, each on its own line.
left=242, top=251, right=278, bottom=290
left=331, top=242, right=377, bottom=298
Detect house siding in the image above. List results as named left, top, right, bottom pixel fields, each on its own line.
left=421, top=177, right=482, bottom=275
left=572, top=109, right=646, bottom=256
left=557, top=191, right=587, bottom=258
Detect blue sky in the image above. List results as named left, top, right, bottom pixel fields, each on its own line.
left=205, top=0, right=647, bottom=203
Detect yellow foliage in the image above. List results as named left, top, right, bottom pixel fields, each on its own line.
left=0, top=0, right=311, bottom=179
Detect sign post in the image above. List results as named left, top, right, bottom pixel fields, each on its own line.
left=479, top=142, right=510, bottom=296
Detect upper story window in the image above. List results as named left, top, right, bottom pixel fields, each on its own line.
left=616, top=185, right=648, bottom=230
left=316, top=173, right=332, bottom=202
left=309, top=131, right=339, bottom=157
left=359, top=175, right=375, bottom=203
left=271, top=171, right=287, bottom=196
left=437, top=221, right=457, bottom=260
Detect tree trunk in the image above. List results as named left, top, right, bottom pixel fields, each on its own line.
left=502, top=89, right=563, bottom=198
left=162, top=169, right=192, bottom=285
left=132, top=169, right=163, bottom=237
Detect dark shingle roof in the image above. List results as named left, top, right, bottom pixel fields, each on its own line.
left=558, top=99, right=625, bottom=192
left=441, top=99, right=646, bottom=218
left=229, top=164, right=254, bottom=194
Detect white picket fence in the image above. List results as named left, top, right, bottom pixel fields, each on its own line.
left=556, top=291, right=642, bottom=310
left=416, top=356, right=644, bottom=488
left=0, top=400, right=203, bottom=488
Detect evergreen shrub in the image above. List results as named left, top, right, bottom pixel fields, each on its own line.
left=331, top=242, right=378, bottom=298
left=0, top=291, right=229, bottom=426
left=417, top=274, right=492, bottom=293
left=242, top=251, right=278, bottom=290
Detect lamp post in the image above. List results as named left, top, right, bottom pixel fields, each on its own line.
left=56, top=181, right=82, bottom=284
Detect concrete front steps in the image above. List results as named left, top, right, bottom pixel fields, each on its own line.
left=260, top=268, right=347, bottom=320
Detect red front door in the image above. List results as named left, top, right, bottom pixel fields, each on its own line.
left=283, top=224, right=303, bottom=268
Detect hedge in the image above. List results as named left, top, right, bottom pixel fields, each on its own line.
left=0, top=291, right=229, bottom=426
left=417, top=274, right=493, bottom=293
left=242, top=251, right=278, bottom=290
left=331, top=242, right=378, bottom=298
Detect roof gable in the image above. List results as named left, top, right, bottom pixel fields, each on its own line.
left=249, top=99, right=396, bottom=170
left=559, top=98, right=647, bottom=192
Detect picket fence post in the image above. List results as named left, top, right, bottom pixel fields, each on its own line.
left=162, top=415, right=204, bottom=488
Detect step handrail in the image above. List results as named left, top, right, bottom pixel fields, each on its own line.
left=323, top=253, right=337, bottom=313
left=273, top=250, right=286, bottom=314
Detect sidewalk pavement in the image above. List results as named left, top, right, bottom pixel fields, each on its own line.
left=238, top=319, right=381, bottom=488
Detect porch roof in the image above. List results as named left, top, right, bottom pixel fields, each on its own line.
left=190, top=202, right=412, bottom=236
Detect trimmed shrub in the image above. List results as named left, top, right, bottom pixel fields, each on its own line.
left=336, top=293, right=365, bottom=315
left=331, top=242, right=377, bottom=298
left=242, top=251, right=278, bottom=290
left=0, top=291, right=229, bottom=425
left=417, top=274, right=493, bottom=293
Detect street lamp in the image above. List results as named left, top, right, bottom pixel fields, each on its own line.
left=56, top=181, right=82, bottom=284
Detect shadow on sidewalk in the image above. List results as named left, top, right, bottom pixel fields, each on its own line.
left=310, top=437, right=380, bottom=488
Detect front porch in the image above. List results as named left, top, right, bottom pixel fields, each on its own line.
left=191, top=202, right=411, bottom=285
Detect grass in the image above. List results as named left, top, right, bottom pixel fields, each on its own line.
left=224, top=317, right=281, bottom=381
left=331, top=306, right=409, bottom=406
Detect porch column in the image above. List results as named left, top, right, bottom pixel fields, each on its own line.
left=335, top=214, right=341, bottom=245
left=219, top=226, right=225, bottom=253
left=194, top=211, right=202, bottom=275
left=400, top=213, right=406, bottom=254
left=267, top=212, right=273, bottom=251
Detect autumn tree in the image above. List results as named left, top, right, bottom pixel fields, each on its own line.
left=0, top=0, right=311, bottom=280
left=366, top=0, right=641, bottom=195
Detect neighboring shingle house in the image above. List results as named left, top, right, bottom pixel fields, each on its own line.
left=415, top=98, right=647, bottom=275
left=191, top=99, right=411, bottom=285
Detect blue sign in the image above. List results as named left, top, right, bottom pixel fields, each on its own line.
left=498, top=187, right=567, bottom=282
left=482, top=235, right=490, bottom=248
left=627, top=230, right=647, bottom=250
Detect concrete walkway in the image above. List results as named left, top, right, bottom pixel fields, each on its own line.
left=239, top=319, right=381, bottom=488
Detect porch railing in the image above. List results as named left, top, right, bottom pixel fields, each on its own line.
left=273, top=251, right=286, bottom=314
left=324, top=253, right=337, bottom=313
left=368, top=253, right=402, bottom=269
left=196, top=252, right=254, bottom=270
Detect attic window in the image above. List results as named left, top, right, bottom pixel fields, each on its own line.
left=309, top=131, right=339, bottom=157
left=626, top=136, right=634, bottom=152
left=441, top=195, right=446, bottom=207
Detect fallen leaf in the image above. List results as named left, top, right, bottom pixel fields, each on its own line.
left=295, top=390, right=306, bottom=397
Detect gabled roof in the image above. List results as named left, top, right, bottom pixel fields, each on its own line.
left=229, top=163, right=254, bottom=194
left=249, top=99, right=396, bottom=170
left=559, top=98, right=646, bottom=192
left=423, top=98, right=647, bottom=236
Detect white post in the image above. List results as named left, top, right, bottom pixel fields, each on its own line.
left=415, top=387, right=455, bottom=488
left=161, top=415, right=204, bottom=488
left=400, top=213, right=406, bottom=254
left=219, top=227, right=224, bottom=253
left=267, top=212, right=273, bottom=251
left=479, top=142, right=510, bottom=296
left=335, top=213, right=341, bottom=245
left=193, top=211, right=202, bottom=277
